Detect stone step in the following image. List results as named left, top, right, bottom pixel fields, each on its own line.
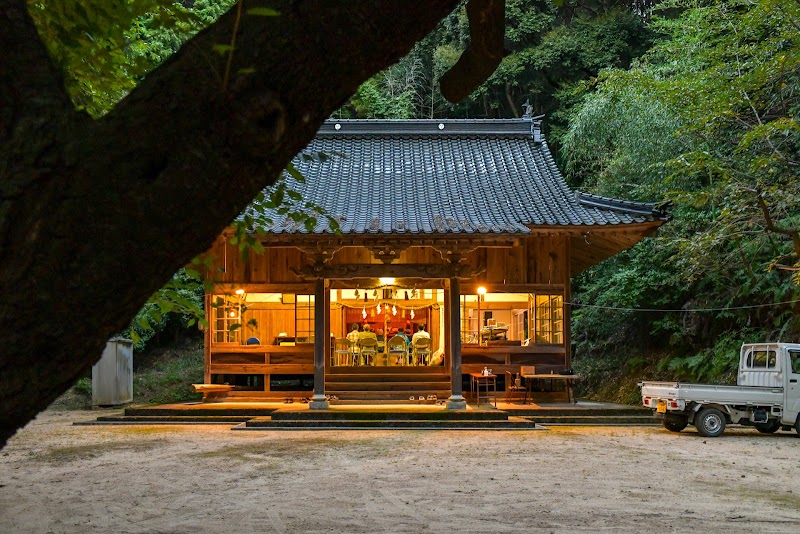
left=124, top=406, right=277, bottom=417
left=270, top=409, right=508, bottom=421
left=528, top=415, right=659, bottom=425
left=240, top=417, right=537, bottom=430
left=88, top=415, right=254, bottom=424
left=507, top=407, right=652, bottom=417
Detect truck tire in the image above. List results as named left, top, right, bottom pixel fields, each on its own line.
left=755, top=420, right=781, bottom=434
left=662, top=419, right=688, bottom=432
left=695, top=407, right=726, bottom=437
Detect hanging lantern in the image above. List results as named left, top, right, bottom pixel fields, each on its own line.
left=410, top=309, right=415, bottom=319
left=401, top=309, right=406, bottom=318
left=364, top=293, right=368, bottom=302
left=362, top=307, right=367, bottom=319
left=392, top=305, right=397, bottom=316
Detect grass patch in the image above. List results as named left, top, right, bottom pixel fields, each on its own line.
left=32, top=440, right=161, bottom=464
left=194, top=436, right=392, bottom=463
left=133, top=341, right=204, bottom=404
left=698, top=480, right=800, bottom=509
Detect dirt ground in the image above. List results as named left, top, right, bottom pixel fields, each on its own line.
left=1, top=410, right=799, bottom=533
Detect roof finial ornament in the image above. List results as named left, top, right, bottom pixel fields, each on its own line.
left=522, top=99, right=533, bottom=119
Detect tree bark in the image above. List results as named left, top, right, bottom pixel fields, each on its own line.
left=0, top=0, right=461, bottom=447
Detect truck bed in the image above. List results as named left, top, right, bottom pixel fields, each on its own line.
left=640, top=381, right=783, bottom=405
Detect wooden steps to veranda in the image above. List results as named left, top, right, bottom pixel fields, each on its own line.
left=324, top=366, right=451, bottom=401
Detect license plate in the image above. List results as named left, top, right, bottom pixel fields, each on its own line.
left=656, top=401, right=667, bottom=414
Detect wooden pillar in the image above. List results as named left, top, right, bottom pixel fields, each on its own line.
left=447, top=277, right=466, bottom=409
left=309, top=277, right=329, bottom=409
left=563, top=236, right=572, bottom=369
left=203, top=293, right=211, bottom=384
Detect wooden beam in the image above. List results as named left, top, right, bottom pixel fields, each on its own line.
left=460, top=283, right=565, bottom=294
left=293, top=263, right=482, bottom=280
left=209, top=282, right=316, bottom=294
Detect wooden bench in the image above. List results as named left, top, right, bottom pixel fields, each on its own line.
left=192, top=384, right=233, bottom=402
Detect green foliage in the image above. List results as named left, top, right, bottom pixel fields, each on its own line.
left=338, top=0, right=655, bottom=138
left=29, top=0, right=233, bottom=116
left=566, top=0, right=800, bottom=388
left=73, top=377, right=92, bottom=396
left=127, top=268, right=206, bottom=350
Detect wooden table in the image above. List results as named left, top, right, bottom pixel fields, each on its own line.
left=520, top=373, right=578, bottom=404
left=469, top=372, right=497, bottom=407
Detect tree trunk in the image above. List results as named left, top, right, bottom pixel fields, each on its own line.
left=0, top=0, right=461, bottom=448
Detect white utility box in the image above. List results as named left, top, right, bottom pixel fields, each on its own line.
left=92, top=337, right=133, bottom=406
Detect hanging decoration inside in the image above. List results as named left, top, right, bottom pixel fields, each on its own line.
left=392, top=305, right=397, bottom=316
left=410, top=309, right=416, bottom=319
left=361, top=307, right=367, bottom=319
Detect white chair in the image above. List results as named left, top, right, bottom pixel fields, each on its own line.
left=388, top=336, right=408, bottom=366
left=334, top=338, right=355, bottom=366
left=358, top=337, right=378, bottom=366
left=412, top=337, right=432, bottom=366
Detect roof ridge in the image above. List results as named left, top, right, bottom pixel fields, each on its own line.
left=319, top=117, right=540, bottom=138
left=576, top=192, right=671, bottom=218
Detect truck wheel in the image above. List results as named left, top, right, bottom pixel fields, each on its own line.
left=662, top=419, right=688, bottom=432
left=755, top=420, right=781, bottom=434
left=695, top=407, right=726, bottom=437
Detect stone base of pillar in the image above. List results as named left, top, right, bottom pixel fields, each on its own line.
left=446, top=395, right=467, bottom=410
left=309, top=395, right=329, bottom=410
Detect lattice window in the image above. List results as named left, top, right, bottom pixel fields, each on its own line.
left=295, top=295, right=315, bottom=343
left=532, top=294, right=563, bottom=344
left=211, top=295, right=242, bottom=344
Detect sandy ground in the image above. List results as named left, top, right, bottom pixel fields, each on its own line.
left=1, top=410, right=799, bottom=533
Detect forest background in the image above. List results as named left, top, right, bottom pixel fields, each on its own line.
left=42, top=0, right=799, bottom=405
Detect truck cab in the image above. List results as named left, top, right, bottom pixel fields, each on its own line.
left=739, top=343, right=800, bottom=423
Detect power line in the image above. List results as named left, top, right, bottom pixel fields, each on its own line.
left=566, top=299, right=800, bottom=313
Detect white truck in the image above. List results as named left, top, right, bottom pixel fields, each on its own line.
left=639, top=343, right=800, bottom=437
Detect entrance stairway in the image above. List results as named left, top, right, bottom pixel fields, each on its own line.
left=324, top=367, right=451, bottom=402
left=241, top=408, right=538, bottom=430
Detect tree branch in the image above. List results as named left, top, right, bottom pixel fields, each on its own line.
left=754, top=187, right=800, bottom=259
left=0, top=0, right=464, bottom=447
left=439, top=0, right=506, bottom=103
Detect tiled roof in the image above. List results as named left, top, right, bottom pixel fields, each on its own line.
left=248, top=118, right=669, bottom=235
